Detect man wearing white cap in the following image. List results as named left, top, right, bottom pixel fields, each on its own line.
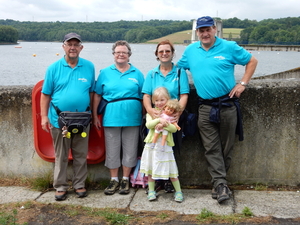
left=177, top=16, right=257, bottom=203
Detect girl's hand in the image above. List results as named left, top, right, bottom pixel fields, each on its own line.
left=155, top=123, right=163, bottom=130
left=159, top=118, right=169, bottom=127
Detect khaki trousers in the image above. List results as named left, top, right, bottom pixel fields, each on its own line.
left=51, top=125, right=90, bottom=191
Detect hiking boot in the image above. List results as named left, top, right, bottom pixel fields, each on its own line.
left=164, top=180, right=174, bottom=193
left=216, top=183, right=231, bottom=203
left=119, top=178, right=130, bottom=195
left=174, top=191, right=184, bottom=203
left=147, top=191, right=157, bottom=201
left=104, top=180, right=120, bottom=195
left=211, top=187, right=217, bottom=199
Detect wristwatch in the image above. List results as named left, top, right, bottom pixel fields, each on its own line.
left=239, top=81, right=247, bottom=86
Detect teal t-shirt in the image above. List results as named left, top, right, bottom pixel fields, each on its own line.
left=142, top=63, right=189, bottom=100
left=94, top=63, right=144, bottom=127
left=177, top=37, right=252, bottom=99
left=42, top=57, right=95, bottom=128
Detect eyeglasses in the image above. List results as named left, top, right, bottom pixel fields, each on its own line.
left=64, top=43, right=82, bottom=48
left=114, top=52, right=129, bottom=55
left=158, top=50, right=171, bottom=54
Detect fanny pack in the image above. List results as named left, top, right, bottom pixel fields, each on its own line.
left=52, top=103, right=91, bottom=138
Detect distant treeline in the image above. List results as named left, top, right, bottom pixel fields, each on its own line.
left=220, top=17, right=300, bottom=45
left=0, top=19, right=192, bottom=43
left=1, top=17, right=300, bottom=45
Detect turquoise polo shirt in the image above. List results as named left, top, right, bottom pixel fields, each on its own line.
left=42, top=56, right=95, bottom=128
left=94, top=63, right=144, bottom=127
left=177, top=37, right=252, bottom=99
left=142, top=63, right=190, bottom=99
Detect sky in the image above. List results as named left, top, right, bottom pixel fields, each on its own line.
left=0, top=0, right=299, bottom=23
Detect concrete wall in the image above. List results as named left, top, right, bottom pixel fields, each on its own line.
left=253, top=67, right=300, bottom=80
left=1, top=80, right=300, bottom=186
left=240, top=44, right=300, bottom=52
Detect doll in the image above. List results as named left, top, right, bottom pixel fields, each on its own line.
left=152, top=99, right=182, bottom=147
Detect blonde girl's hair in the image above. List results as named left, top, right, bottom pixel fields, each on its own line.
left=152, top=87, right=170, bottom=104
left=164, top=99, right=182, bottom=113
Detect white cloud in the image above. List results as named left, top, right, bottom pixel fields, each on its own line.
left=0, top=0, right=299, bottom=22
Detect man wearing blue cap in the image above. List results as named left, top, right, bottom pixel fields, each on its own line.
left=177, top=16, right=257, bottom=203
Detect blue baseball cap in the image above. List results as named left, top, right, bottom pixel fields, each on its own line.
left=196, top=16, right=215, bottom=29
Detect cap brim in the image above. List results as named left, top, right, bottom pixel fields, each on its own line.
left=64, top=37, right=81, bottom=42
left=196, top=24, right=213, bottom=29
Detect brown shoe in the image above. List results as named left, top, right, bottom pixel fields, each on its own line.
left=119, top=179, right=130, bottom=195
left=104, top=180, right=120, bottom=195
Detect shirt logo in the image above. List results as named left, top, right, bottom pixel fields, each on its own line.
left=78, top=78, right=87, bottom=82
left=214, top=56, right=225, bottom=60
left=128, top=78, right=138, bottom=83
left=172, top=77, right=179, bottom=82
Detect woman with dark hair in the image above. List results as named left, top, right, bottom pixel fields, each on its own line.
left=142, top=40, right=190, bottom=193
left=93, top=40, right=144, bottom=195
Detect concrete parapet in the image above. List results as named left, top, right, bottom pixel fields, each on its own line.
left=0, top=80, right=300, bottom=186
left=240, top=44, right=300, bottom=52
left=253, top=67, right=300, bottom=80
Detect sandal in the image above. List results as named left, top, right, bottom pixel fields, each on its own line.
left=74, top=187, right=87, bottom=198
left=55, top=191, right=68, bottom=201
left=147, top=191, right=157, bottom=201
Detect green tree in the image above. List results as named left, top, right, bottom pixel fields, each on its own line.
left=0, top=25, right=18, bottom=43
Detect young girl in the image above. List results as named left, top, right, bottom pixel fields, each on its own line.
left=140, top=87, right=183, bottom=202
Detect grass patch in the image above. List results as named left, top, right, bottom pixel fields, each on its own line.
left=242, top=206, right=254, bottom=217
left=147, top=30, right=193, bottom=44
left=86, top=208, right=133, bottom=225
left=0, top=209, right=27, bottom=225
left=156, top=212, right=169, bottom=219
left=223, top=28, right=243, bottom=39
left=146, top=28, right=243, bottom=44
left=27, top=172, right=53, bottom=192
left=254, top=183, right=268, bottom=191
left=196, top=207, right=254, bottom=224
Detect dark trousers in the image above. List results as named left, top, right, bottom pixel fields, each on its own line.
left=197, top=104, right=237, bottom=188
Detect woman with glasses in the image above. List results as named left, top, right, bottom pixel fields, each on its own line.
left=141, top=40, right=190, bottom=194
left=93, top=40, right=144, bottom=196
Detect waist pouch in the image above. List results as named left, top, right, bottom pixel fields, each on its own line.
left=52, top=102, right=91, bottom=137
left=58, top=111, right=91, bottom=135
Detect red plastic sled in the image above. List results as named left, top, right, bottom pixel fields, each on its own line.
left=32, top=80, right=105, bottom=164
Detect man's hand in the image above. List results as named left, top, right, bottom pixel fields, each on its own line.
left=229, top=84, right=246, bottom=98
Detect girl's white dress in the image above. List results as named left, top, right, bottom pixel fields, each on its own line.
left=140, top=137, right=179, bottom=180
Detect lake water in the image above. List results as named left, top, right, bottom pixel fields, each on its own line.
left=1, top=42, right=300, bottom=86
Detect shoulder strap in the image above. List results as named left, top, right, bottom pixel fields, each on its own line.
left=177, top=68, right=181, bottom=98
left=51, top=102, right=61, bottom=115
